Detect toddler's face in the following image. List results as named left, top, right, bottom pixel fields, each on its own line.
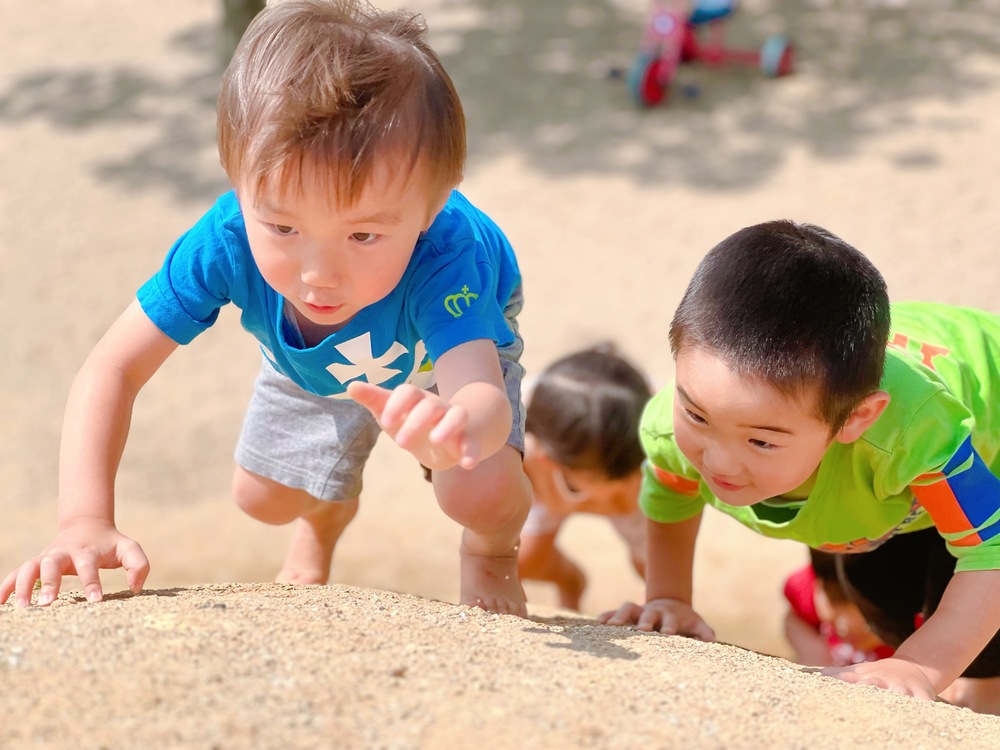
left=671, top=346, right=834, bottom=506
left=815, top=589, right=885, bottom=652
left=525, top=437, right=641, bottom=516
left=554, top=464, right=642, bottom=516
left=240, top=157, right=443, bottom=330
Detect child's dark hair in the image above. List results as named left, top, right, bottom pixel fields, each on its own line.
left=669, top=220, right=890, bottom=432
left=526, top=344, right=651, bottom=479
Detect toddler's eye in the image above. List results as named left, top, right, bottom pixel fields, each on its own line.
left=271, top=224, right=296, bottom=236
left=749, top=439, right=777, bottom=450
left=351, top=232, right=379, bottom=244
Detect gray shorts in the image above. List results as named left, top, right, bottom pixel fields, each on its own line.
left=235, top=288, right=525, bottom=502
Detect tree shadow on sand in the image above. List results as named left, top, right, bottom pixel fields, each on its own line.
left=0, top=0, right=997, bottom=201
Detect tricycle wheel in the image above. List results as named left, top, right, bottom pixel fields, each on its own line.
left=760, top=35, right=794, bottom=77
left=627, top=52, right=668, bottom=107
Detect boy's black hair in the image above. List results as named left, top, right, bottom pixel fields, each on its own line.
left=526, top=344, right=651, bottom=479
left=669, top=220, right=890, bottom=432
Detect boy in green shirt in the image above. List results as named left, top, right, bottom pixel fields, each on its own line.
left=600, top=220, right=1000, bottom=713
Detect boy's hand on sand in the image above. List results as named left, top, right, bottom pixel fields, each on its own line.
left=598, top=598, right=716, bottom=642
left=348, top=381, right=481, bottom=469
left=821, top=657, right=937, bottom=701
left=0, top=520, right=149, bottom=608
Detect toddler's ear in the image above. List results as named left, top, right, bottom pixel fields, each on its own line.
left=423, top=191, right=451, bottom=230
left=834, top=391, right=890, bottom=444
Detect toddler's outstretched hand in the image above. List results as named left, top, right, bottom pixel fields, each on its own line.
left=348, top=381, right=481, bottom=470
left=821, top=657, right=937, bottom=701
left=0, top=520, right=149, bottom=607
left=598, top=597, right=716, bottom=642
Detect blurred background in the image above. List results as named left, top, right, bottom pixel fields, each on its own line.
left=2, top=0, right=999, bottom=659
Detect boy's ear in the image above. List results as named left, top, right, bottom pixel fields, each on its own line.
left=834, top=391, right=890, bottom=444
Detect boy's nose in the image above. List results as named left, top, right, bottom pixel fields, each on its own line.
left=702, top=444, right=739, bottom=476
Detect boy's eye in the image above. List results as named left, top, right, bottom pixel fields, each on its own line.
left=351, top=232, right=379, bottom=244
left=749, top=438, right=778, bottom=450
left=683, top=408, right=707, bottom=425
left=270, top=224, right=296, bottom=236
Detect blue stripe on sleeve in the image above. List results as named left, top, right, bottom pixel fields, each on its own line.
left=942, top=437, right=1000, bottom=533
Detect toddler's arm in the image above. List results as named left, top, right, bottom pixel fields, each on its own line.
left=517, top=529, right=587, bottom=611
left=599, top=512, right=715, bottom=641
left=784, top=610, right=834, bottom=666
left=347, top=338, right=510, bottom=471
left=0, top=300, right=178, bottom=607
left=822, top=568, right=1000, bottom=699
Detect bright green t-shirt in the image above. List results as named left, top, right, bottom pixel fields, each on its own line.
left=640, top=302, right=1000, bottom=573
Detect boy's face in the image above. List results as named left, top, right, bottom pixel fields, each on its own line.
left=240, top=158, right=444, bottom=330
left=672, top=346, right=834, bottom=506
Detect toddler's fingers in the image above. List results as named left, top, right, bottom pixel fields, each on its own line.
left=598, top=601, right=642, bottom=626
left=346, top=381, right=390, bottom=417
left=379, top=385, right=424, bottom=432
left=690, top=620, right=716, bottom=643
left=636, top=607, right=667, bottom=633
left=0, top=569, right=17, bottom=604
left=458, top=440, right=481, bottom=470
left=120, top=540, right=150, bottom=595
left=395, top=397, right=446, bottom=448
left=36, top=554, right=68, bottom=606
left=14, top=560, right=42, bottom=608
left=73, top=555, right=104, bottom=604
left=428, top=406, right=468, bottom=445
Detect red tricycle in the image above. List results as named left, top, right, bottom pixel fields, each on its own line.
left=627, top=0, right=794, bottom=107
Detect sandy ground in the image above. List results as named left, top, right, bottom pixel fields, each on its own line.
left=2, top=0, right=1000, bottom=746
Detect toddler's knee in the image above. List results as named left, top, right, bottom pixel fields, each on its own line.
left=232, top=467, right=304, bottom=525
left=436, top=456, right=530, bottom=531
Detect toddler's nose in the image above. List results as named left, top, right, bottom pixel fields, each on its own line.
left=301, top=257, right=341, bottom=289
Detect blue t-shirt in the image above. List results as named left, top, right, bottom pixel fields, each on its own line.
left=137, top=190, right=521, bottom=398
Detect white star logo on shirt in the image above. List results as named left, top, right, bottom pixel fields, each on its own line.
left=326, top=332, right=408, bottom=386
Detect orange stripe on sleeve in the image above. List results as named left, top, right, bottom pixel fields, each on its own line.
left=650, top=464, right=700, bottom=497
left=911, top=472, right=982, bottom=547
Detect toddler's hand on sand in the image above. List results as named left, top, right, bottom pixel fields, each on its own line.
left=348, top=381, right=481, bottom=469
left=598, top=598, right=716, bottom=641
left=0, top=520, right=149, bottom=607
left=821, top=657, right=937, bottom=700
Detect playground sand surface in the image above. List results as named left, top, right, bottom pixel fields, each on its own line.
left=2, top=0, right=1000, bottom=746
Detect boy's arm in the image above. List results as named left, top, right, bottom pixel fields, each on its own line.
left=348, top=338, right=510, bottom=470
left=824, top=568, right=1000, bottom=697
left=599, top=511, right=715, bottom=641
left=828, top=438, right=1000, bottom=696
left=0, top=300, right=178, bottom=606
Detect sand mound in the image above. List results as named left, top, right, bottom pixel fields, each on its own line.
left=2, top=584, right=998, bottom=749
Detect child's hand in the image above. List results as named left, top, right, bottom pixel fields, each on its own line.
left=348, top=381, right=481, bottom=470
left=598, top=597, right=716, bottom=641
left=0, top=520, right=149, bottom=607
left=821, top=657, right=937, bottom=700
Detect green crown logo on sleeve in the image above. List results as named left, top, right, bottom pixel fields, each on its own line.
left=443, top=284, right=479, bottom=318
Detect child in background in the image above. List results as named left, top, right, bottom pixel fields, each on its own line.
left=601, top=220, right=1000, bottom=713
left=518, top=345, right=652, bottom=611
left=783, top=548, right=895, bottom=667
left=1, top=0, right=531, bottom=616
